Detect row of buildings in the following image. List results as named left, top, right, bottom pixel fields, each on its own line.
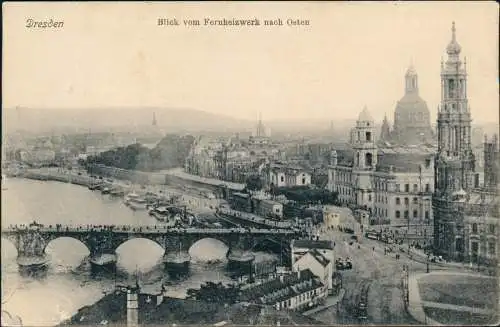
left=326, top=22, right=499, bottom=264
left=187, top=23, right=499, bottom=267
left=239, top=239, right=337, bottom=312
left=184, top=122, right=315, bottom=189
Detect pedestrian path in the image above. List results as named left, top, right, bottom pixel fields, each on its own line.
left=407, top=274, right=442, bottom=325
left=420, top=300, right=496, bottom=315
left=302, top=289, right=346, bottom=316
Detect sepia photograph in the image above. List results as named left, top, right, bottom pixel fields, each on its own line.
left=1, top=1, right=499, bottom=326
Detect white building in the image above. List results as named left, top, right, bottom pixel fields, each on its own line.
left=322, top=205, right=356, bottom=229
left=327, top=106, right=435, bottom=228
left=267, top=165, right=312, bottom=188
left=292, top=249, right=333, bottom=295
left=256, top=198, right=284, bottom=219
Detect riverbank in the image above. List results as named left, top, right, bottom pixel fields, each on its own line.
left=21, top=170, right=93, bottom=187
left=15, top=168, right=224, bottom=218
left=59, top=291, right=322, bottom=326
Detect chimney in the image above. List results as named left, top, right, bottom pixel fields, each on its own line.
left=279, top=274, right=284, bottom=283
left=127, top=288, right=139, bottom=327
left=297, top=269, right=301, bottom=279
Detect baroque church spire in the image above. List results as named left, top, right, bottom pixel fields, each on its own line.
left=380, top=113, right=391, bottom=143
left=435, top=21, right=475, bottom=194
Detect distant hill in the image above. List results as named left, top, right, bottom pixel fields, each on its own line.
left=3, top=106, right=496, bottom=139
left=2, top=107, right=255, bottom=135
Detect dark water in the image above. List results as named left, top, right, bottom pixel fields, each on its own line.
left=1, top=178, right=276, bottom=326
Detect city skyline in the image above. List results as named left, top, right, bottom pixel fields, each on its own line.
left=3, top=2, right=499, bottom=127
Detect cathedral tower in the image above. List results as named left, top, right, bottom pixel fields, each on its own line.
left=351, top=106, right=377, bottom=169
left=433, top=22, right=477, bottom=259
left=350, top=106, right=377, bottom=209
left=435, top=22, right=475, bottom=195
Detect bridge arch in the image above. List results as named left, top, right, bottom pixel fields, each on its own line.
left=115, top=237, right=165, bottom=271
left=45, top=236, right=91, bottom=255
left=115, top=237, right=165, bottom=255
left=44, top=237, right=91, bottom=267
left=188, top=237, right=230, bottom=261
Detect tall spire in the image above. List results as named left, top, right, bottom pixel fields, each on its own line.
left=446, top=21, right=462, bottom=56
left=380, top=113, right=391, bottom=142
left=152, top=111, right=157, bottom=126
left=256, top=112, right=265, bottom=137
left=451, top=21, right=456, bottom=42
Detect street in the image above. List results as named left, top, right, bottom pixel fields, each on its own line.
left=312, top=227, right=441, bottom=325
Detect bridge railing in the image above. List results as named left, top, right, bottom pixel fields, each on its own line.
left=218, top=208, right=293, bottom=229
left=2, top=224, right=298, bottom=235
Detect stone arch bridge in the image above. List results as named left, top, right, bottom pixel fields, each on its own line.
left=1, top=224, right=301, bottom=261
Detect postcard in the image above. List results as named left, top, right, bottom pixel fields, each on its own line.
left=2, top=1, right=499, bottom=326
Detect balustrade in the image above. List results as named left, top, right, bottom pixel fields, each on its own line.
left=3, top=224, right=297, bottom=235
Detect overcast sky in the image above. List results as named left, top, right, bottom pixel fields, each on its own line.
left=3, top=2, right=499, bottom=125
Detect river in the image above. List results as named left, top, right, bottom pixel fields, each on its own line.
left=1, top=178, right=277, bottom=326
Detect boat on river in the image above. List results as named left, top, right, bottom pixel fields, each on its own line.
left=110, top=188, right=125, bottom=197
left=148, top=206, right=170, bottom=222
left=124, top=192, right=147, bottom=210
left=88, top=182, right=103, bottom=191
left=90, top=253, right=117, bottom=265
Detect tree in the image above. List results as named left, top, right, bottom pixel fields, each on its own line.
left=273, top=186, right=339, bottom=205
left=245, top=175, right=263, bottom=191
left=186, top=282, right=240, bottom=304
left=81, top=134, right=195, bottom=172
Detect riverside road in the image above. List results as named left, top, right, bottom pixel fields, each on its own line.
left=313, top=228, right=457, bottom=325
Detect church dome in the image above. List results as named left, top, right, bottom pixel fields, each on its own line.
left=358, top=106, right=373, bottom=122
left=392, top=64, right=434, bottom=145
left=395, top=93, right=430, bottom=118
left=394, top=65, right=431, bottom=129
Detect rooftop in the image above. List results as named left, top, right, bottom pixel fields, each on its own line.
left=376, top=152, right=433, bottom=173
left=239, top=269, right=323, bottom=305
left=378, top=145, right=437, bottom=154
left=292, top=239, right=334, bottom=250
left=306, top=248, right=331, bottom=267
